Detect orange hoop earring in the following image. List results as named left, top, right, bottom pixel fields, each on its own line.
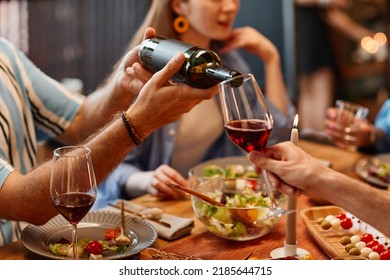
left=173, top=15, right=189, bottom=34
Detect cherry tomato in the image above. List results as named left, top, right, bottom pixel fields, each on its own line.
left=340, top=218, right=353, bottom=230
left=85, top=240, right=103, bottom=255
left=380, top=249, right=390, bottom=260
left=105, top=227, right=120, bottom=240
left=366, top=240, right=379, bottom=249
left=245, top=179, right=257, bottom=191
left=360, top=233, right=374, bottom=244
left=372, top=244, right=386, bottom=254
left=335, top=213, right=346, bottom=220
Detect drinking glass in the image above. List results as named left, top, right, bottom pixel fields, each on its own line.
left=330, top=99, right=369, bottom=150
left=219, top=73, right=291, bottom=218
left=50, top=146, right=97, bottom=259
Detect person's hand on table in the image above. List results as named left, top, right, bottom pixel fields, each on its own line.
left=147, top=165, right=189, bottom=200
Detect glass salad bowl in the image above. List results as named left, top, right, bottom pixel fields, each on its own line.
left=190, top=177, right=286, bottom=241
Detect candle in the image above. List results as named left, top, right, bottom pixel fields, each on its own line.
left=286, top=114, right=298, bottom=246
left=290, top=114, right=299, bottom=145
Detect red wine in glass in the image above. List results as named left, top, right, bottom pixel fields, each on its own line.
left=224, top=119, right=272, bottom=153
left=50, top=146, right=97, bottom=259
left=53, top=193, right=95, bottom=225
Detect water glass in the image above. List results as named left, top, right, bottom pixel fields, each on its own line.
left=331, top=100, right=369, bottom=150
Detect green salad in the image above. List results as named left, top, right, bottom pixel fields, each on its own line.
left=202, top=163, right=258, bottom=179
left=192, top=177, right=281, bottom=241
left=48, top=227, right=131, bottom=259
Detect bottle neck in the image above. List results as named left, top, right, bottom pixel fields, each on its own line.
left=205, top=65, right=242, bottom=86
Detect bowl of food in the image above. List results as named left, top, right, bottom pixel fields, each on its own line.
left=188, top=156, right=258, bottom=187
left=190, top=176, right=286, bottom=241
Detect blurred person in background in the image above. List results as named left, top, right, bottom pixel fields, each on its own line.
left=295, top=0, right=375, bottom=132
left=0, top=27, right=218, bottom=245
left=325, top=99, right=390, bottom=153
left=94, top=0, right=296, bottom=209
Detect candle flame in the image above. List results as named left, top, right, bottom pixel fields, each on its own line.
left=293, top=114, right=299, bottom=128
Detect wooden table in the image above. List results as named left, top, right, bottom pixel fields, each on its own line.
left=0, top=140, right=370, bottom=260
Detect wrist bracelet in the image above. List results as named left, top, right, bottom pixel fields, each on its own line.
left=120, top=111, right=143, bottom=145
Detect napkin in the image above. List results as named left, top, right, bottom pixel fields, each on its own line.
left=104, top=199, right=194, bottom=241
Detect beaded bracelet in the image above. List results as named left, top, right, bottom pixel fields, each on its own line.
left=120, top=111, right=143, bottom=145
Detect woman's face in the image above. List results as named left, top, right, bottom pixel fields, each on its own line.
left=179, top=0, right=240, bottom=45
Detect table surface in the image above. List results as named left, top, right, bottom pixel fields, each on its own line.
left=0, top=140, right=378, bottom=260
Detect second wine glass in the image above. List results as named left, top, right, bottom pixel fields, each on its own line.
left=219, top=73, right=289, bottom=218
left=50, top=146, right=97, bottom=259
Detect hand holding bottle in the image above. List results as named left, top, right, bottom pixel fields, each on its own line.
left=139, top=36, right=242, bottom=88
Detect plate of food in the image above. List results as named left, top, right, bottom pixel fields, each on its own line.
left=21, top=211, right=157, bottom=259
left=301, top=206, right=389, bottom=260
left=355, top=154, right=390, bottom=190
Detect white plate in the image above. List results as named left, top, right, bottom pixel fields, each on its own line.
left=21, top=211, right=157, bottom=259
left=355, top=153, right=390, bottom=190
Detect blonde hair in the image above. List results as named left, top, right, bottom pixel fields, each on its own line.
left=127, top=0, right=183, bottom=50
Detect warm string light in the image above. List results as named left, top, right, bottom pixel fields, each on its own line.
left=361, top=32, right=387, bottom=54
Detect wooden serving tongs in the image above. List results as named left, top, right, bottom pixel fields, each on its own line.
left=166, top=183, right=225, bottom=207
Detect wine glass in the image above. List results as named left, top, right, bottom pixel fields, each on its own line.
left=50, top=146, right=97, bottom=259
left=218, top=73, right=291, bottom=218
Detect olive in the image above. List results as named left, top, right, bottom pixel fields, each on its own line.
left=345, top=244, right=355, bottom=253
left=349, top=247, right=361, bottom=256
left=316, top=217, right=325, bottom=225
left=321, top=220, right=331, bottom=230
left=340, top=236, right=351, bottom=246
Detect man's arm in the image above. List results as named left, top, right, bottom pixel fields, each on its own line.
left=0, top=48, right=218, bottom=225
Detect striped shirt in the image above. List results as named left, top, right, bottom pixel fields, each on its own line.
left=0, top=38, right=84, bottom=245
left=0, top=37, right=84, bottom=184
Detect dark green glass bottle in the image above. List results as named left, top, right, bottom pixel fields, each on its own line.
left=138, top=36, right=242, bottom=89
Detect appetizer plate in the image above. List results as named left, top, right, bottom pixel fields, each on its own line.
left=21, top=211, right=157, bottom=260
left=300, top=206, right=387, bottom=260
left=355, top=153, right=390, bottom=190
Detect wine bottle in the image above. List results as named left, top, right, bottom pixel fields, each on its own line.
left=138, top=36, right=242, bottom=88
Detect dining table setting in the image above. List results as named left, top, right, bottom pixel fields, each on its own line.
left=1, top=138, right=389, bottom=261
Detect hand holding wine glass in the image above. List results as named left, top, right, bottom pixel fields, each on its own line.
left=50, top=146, right=97, bottom=259
left=219, top=73, right=290, bottom=218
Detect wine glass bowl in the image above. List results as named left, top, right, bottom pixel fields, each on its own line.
left=218, top=73, right=290, bottom=218
left=50, top=146, right=97, bottom=259
left=219, top=73, right=273, bottom=154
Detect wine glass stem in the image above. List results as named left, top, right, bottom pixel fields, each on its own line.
left=261, top=169, right=277, bottom=209
left=71, top=224, right=78, bottom=260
